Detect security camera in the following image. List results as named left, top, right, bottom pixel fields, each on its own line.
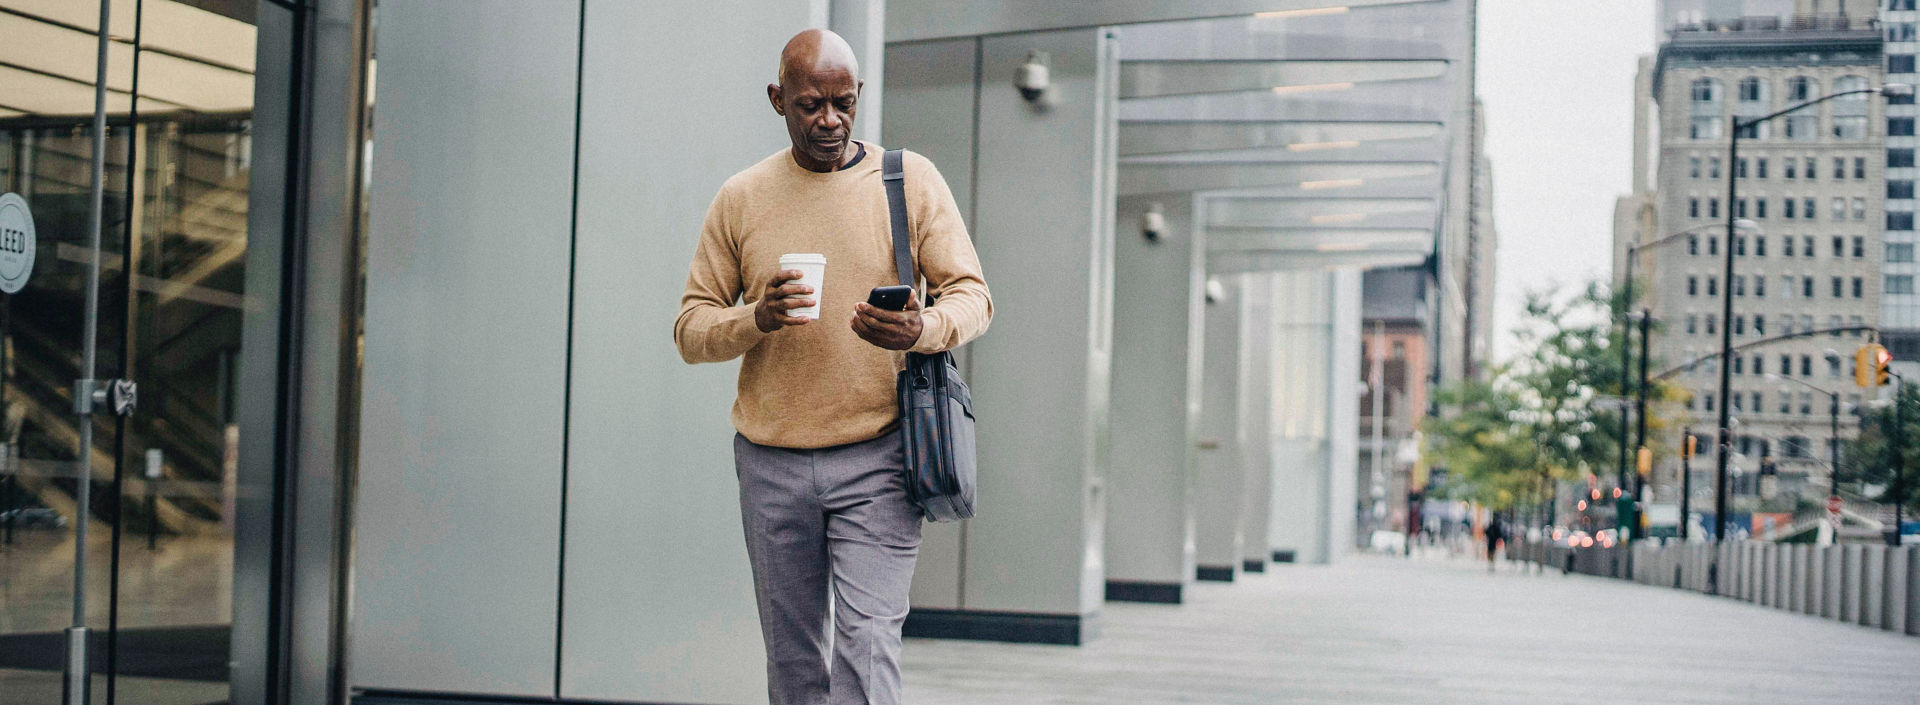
left=1204, top=277, right=1226, bottom=304
left=1142, top=202, right=1167, bottom=243
left=1015, top=50, right=1051, bottom=103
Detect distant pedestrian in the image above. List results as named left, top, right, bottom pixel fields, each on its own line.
left=1483, top=518, right=1504, bottom=572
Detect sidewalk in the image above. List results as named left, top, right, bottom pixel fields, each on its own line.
left=901, top=553, right=1920, bottom=705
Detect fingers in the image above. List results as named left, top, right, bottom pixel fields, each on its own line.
left=766, top=269, right=806, bottom=287
left=768, top=281, right=814, bottom=298
left=854, top=302, right=911, bottom=325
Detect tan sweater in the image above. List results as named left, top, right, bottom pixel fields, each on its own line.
left=675, top=142, right=992, bottom=449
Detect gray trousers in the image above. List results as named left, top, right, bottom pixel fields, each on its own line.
left=734, top=432, right=923, bottom=705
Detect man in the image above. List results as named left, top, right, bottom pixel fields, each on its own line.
left=674, top=28, right=991, bottom=705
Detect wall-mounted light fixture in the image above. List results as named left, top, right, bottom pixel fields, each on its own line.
left=1142, top=202, right=1166, bottom=243
left=1016, top=50, right=1051, bottom=103
left=1204, top=277, right=1227, bottom=304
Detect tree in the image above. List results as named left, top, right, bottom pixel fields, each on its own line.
left=1839, top=382, right=1920, bottom=515
left=1423, top=281, right=1684, bottom=524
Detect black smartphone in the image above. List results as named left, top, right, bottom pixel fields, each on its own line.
left=867, top=285, right=913, bottom=311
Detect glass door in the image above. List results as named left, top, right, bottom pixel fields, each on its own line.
left=0, top=1, right=266, bottom=702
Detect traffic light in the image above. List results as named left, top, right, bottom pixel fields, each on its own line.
left=1683, top=434, right=1697, bottom=458
left=1856, top=343, right=1892, bottom=387
left=1636, top=446, right=1652, bottom=477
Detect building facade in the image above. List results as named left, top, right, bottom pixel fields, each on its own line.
left=1882, top=0, right=1920, bottom=359
left=1641, top=1, right=1885, bottom=518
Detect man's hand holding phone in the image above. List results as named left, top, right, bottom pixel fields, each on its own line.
left=853, top=286, right=922, bottom=350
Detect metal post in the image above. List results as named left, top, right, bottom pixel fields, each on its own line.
left=1712, top=114, right=1740, bottom=594
left=66, top=1, right=112, bottom=703
left=1619, top=248, right=1635, bottom=509
left=1893, top=376, right=1907, bottom=548
left=1681, top=427, right=1693, bottom=541
left=1370, top=320, right=1386, bottom=536
left=1637, top=308, right=1652, bottom=516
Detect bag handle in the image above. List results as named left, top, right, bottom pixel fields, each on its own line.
left=882, top=148, right=913, bottom=288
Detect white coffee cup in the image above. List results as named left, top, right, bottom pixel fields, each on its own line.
left=778, top=253, right=827, bottom=320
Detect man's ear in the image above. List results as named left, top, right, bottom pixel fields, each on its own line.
left=767, top=83, right=785, bottom=116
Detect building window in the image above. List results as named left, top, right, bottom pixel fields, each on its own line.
left=1853, top=277, right=1864, bottom=298
left=1888, top=274, right=1915, bottom=294
left=1856, top=157, right=1868, bottom=179
left=1756, top=236, right=1767, bottom=256
left=1894, top=118, right=1917, bottom=137
left=1692, top=117, right=1724, bottom=140
left=1756, top=276, right=1766, bottom=296
left=1688, top=275, right=1698, bottom=295
left=1758, top=199, right=1769, bottom=219
left=1708, top=276, right=1718, bottom=296
left=1786, top=158, right=1799, bottom=179
left=1734, top=354, right=1745, bottom=372
left=1805, top=157, right=1817, bottom=180
left=1835, top=157, right=1848, bottom=180
left=1781, top=395, right=1795, bottom=415
left=1786, top=115, right=1819, bottom=140
left=1686, top=314, right=1698, bottom=334
left=1734, top=274, right=1746, bottom=296
left=1893, top=149, right=1916, bottom=168
left=1689, top=198, right=1700, bottom=218
left=1758, top=157, right=1769, bottom=179
left=1852, top=198, right=1866, bottom=221
left=1892, top=211, right=1916, bottom=230
left=1705, top=394, right=1715, bottom=412
left=1850, top=315, right=1864, bottom=335
left=1738, top=76, right=1767, bottom=103
left=1788, top=75, right=1813, bottom=101
left=1736, top=198, right=1748, bottom=218
left=1894, top=55, right=1918, bottom=74
left=1833, top=276, right=1844, bottom=297
left=1853, top=236, right=1865, bottom=258
left=1780, top=354, right=1793, bottom=375
left=1834, top=116, right=1869, bottom=139
left=1831, top=315, right=1845, bottom=337
left=1755, top=314, right=1766, bottom=333
left=1689, top=235, right=1700, bottom=254
left=1706, top=315, right=1717, bottom=334
left=1892, top=22, right=1919, bottom=42
left=1892, top=181, right=1914, bottom=200
left=1833, top=235, right=1845, bottom=256
left=1833, top=198, right=1847, bottom=221
left=1802, top=314, right=1814, bottom=333
left=1711, top=157, right=1723, bottom=178
left=1802, top=355, right=1812, bottom=377
left=1896, top=2, right=1918, bottom=15
left=1782, top=275, right=1796, bottom=298
left=1710, top=236, right=1720, bottom=254
left=1782, top=235, right=1795, bottom=256
left=1804, top=198, right=1816, bottom=219
left=1803, top=276, right=1814, bottom=297
left=1737, top=158, right=1749, bottom=179
left=1710, top=198, right=1721, bottom=218
left=1784, top=198, right=1796, bottom=218
left=1800, top=392, right=1813, bottom=415
left=1690, top=156, right=1702, bottom=178
left=1889, top=242, right=1915, bottom=262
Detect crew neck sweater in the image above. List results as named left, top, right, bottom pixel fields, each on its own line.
left=675, top=141, right=993, bottom=449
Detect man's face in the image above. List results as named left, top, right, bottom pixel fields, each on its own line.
left=774, top=66, right=861, bottom=168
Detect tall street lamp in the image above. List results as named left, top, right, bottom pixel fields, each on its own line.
left=1712, top=83, right=1913, bottom=594
left=1618, top=223, right=1750, bottom=535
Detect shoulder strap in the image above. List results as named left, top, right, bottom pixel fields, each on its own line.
left=882, top=148, right=913, bottom=287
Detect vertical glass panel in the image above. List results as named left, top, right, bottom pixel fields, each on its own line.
left=0, top=0, right=260, bottom=702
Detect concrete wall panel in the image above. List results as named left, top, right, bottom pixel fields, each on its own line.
left=350, top=1, right=580, bottom=695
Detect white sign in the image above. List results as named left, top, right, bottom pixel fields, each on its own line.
left=144, top=448, right=164, bottom=480
left=0, top=193, right=36, bottom=294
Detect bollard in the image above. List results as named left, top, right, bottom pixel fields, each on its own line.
left=1862, top=546, right=1886, bottom=629
left=1757, top=544, right=1771, bottom=607
left=1804, top=544, right=1823, bottom=616
left=1907, top=546, right=1919, bottom=636
left=1885, top=546, right=1909, bottom=633
left=1823, top=545, right=1843, bottom=619
left=1842, top=544, right=1864, bottom=624
left=1788, top=545, right=1804, bottom=613
left=1772, top=544, right=1788, bottom=610
left=1767, top=543, right=1783, bottom=609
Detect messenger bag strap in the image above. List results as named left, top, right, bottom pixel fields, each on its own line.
left=882, top=148, right=913, bottom=287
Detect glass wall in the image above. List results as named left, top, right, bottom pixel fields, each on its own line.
left=0, top=1, right=272, bottom=702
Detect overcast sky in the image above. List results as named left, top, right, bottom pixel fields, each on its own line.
left=1479, top=1, right=1658, bottom=362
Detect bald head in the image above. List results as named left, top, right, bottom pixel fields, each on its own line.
left=769, top=29, right=864, bottom=172
left=779, top=29, right=860, bottom=87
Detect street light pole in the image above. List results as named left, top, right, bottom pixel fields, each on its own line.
left=1891, top=373, right=1907, bottom=547
left=1636, top=309, right=1651, bottom=506
left=1680, top=427, right=1694, bottom=541
left=1710, top=85, right=1909, bottom=594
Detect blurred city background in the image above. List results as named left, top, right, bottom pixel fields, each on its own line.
left=0, top=1, right=1917, bottom=704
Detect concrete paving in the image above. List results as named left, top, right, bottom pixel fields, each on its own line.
left=901, top=553, right=1920, bottom=705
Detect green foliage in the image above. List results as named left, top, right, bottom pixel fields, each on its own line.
left=1422, top=280, right=1682, bottom=512
left=1838, top=382, right=1920, bottom=512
